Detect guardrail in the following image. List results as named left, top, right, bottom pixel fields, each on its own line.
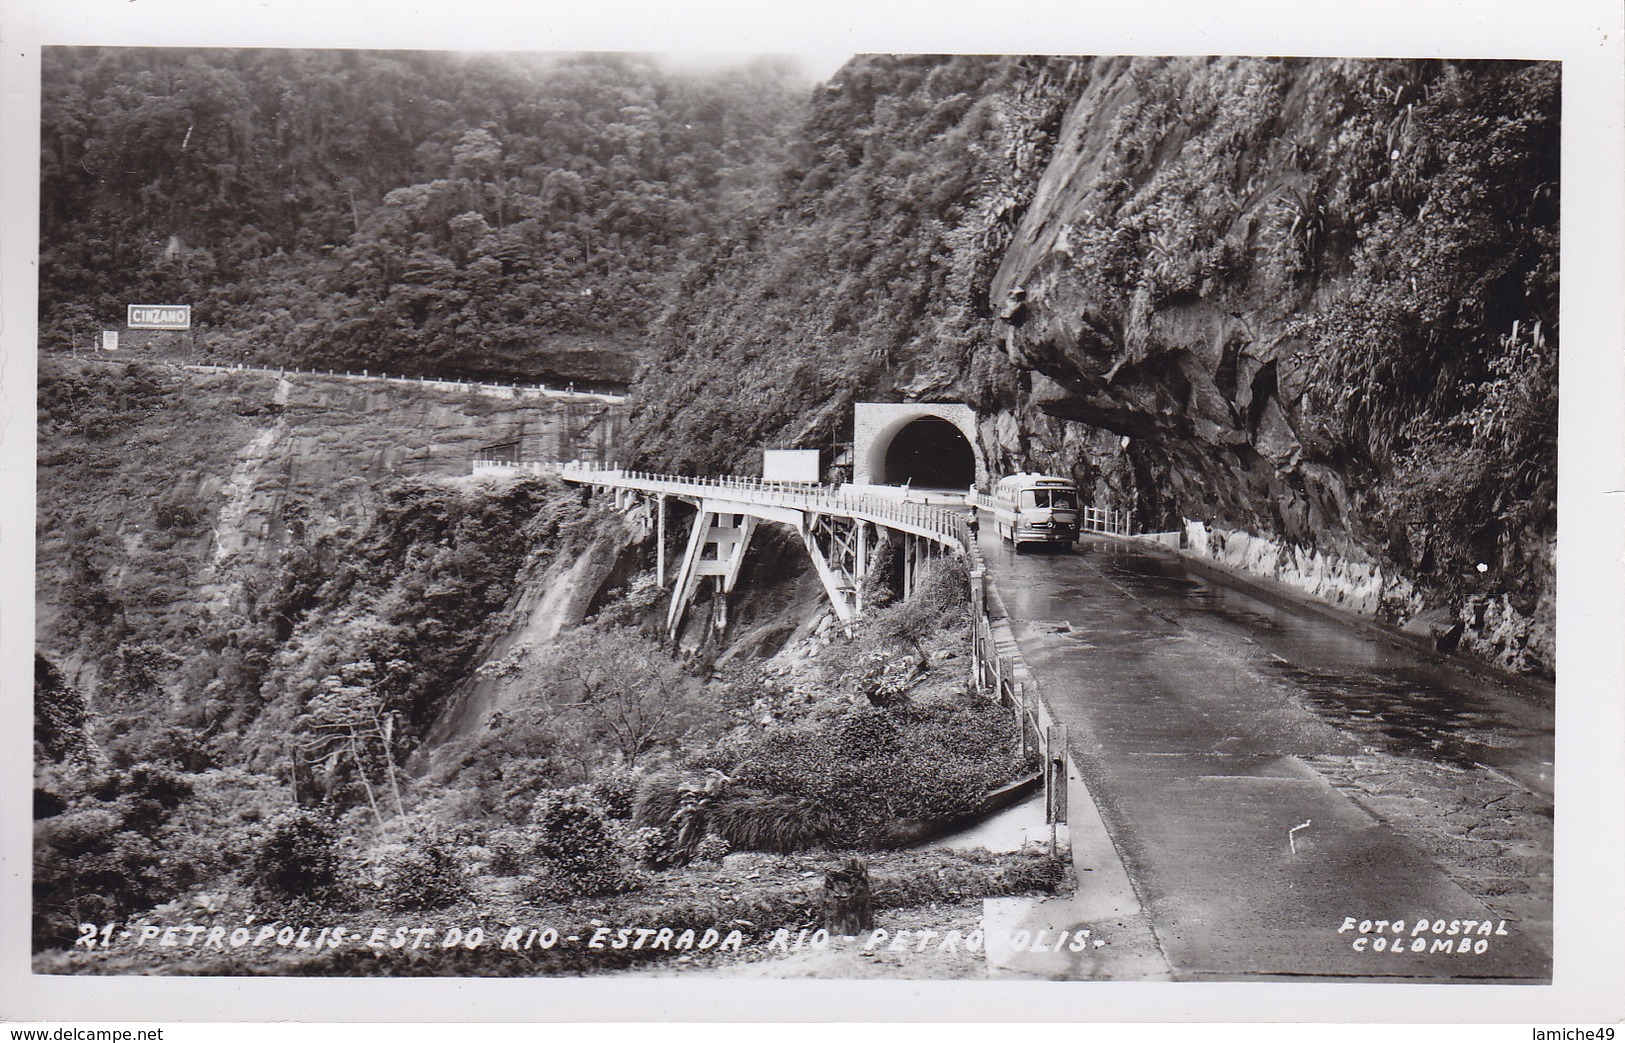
left=1079, top=505, right=1134, bottom=537
left=182, top=360, right=627, bottom=403
left=967, top=550, right=1071, bottom=854
left=966, top=553, right=1033, bottom=753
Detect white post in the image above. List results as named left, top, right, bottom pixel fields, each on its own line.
left=656, top=494, right=667, bottom=587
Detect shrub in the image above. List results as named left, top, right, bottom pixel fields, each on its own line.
left=524, top=787, right=640, bottom=899
left=691, top=833, right=731, bottom=864
left=32, top=764, right=286, bottom=948
left=589, top=767, right=644, bottom=819
left=705, top=793, right=839, bottom=853
left=33, top=806, right=159, bottom=945
left=720, top=700, right=1025, bottom=848
left=617, top=824, right=671, bottom=866
left=153, top=493, right=206, bottom=533
left=34, top=654, right=93, bottom=763
left=374, top=830, right=471, bottom=912
left=105, top=724, right=218, bottom=773
left=250, top=809, right=343, bottom=901
left=630, top=773, right=689, bottom=828
left=91, top=762, right=195, bottom=832
left=479, top=827, right=537, bottom=875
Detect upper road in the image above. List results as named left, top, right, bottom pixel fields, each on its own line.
left=979, top=527, right=1554, bottom=981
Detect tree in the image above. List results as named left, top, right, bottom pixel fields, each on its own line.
left=521, top=627, right=719, bottom=770
left=295, top=659, right=407, bottom=823
left=106, top=641, right=184, bottom=704
left=35, top=655, right=95, bottom=764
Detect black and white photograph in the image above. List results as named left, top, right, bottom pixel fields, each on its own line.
left=3, top=0, right=1622, bottom=1028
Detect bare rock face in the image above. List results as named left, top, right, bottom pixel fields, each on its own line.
left=991, top=61, right=1356, bottom=537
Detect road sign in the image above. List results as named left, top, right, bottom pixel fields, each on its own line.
left=127, top=304, right=191, bottom=329
left=101, top=330, right=118, bottom=352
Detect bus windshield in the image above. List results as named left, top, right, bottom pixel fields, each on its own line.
left=1019, top=488, right=1076, bottom=511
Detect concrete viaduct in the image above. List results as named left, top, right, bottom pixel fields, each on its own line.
left=474, top=400, right=1126, bottom=639
left=557, top=464, right=973, bottom=640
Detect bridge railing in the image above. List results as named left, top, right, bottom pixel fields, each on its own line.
left=473, top=458, right=565, bottom=473
left=561, top=464, right=972, bottom=552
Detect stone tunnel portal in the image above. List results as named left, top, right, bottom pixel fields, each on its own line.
left=853, top=402, right=987, bottom=491
left=880, top=417, right=977, bottom=490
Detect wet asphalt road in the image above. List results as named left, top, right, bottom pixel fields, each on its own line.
left=978, top=530, right=1554, bottom=981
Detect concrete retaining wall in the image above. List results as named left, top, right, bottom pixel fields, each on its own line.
left=1182, top=519, right=1423, bottom=622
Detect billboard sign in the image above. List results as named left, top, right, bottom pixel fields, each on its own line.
left=126, top=304, right=191, bottom=329
left=101, top=330, right=118, bottom=352
left=762, top=448, right=820, bottom=483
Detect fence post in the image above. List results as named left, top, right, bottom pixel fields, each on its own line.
left=1045, top=723, right=1069, bottom=859
left=969, top=578, right=985, bottom=692
left=1014, top=679, right=1029, bottom=761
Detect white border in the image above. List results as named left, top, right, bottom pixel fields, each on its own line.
left=3, top=0, right=1622, bottom=1026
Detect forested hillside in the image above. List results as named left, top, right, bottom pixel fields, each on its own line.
left=44, top=52, right=1558, bottom=651
left=33, top=360, right=1049, bottom=967
left=630, top=54, right=1076, bottom=474
left=40, top=48, right=809, bottom=383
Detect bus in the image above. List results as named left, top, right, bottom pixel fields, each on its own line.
left=988, top=473, right=1079, bottom=549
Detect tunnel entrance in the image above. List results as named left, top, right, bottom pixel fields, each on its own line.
left=881, top=417, right=977, bottom=489
left=853, top=402, right=986, bottom=490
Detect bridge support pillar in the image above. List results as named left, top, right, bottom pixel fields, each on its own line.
left=802, top=512, right=875, bottom=626
left=853, top=522, right=870, bottom=615
left=667, top=507, right=756, bottom=641
left=656, top=494, right=667, bottom=587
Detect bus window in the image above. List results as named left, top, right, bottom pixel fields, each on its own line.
left=1020, top=488, right=1076, bottom=510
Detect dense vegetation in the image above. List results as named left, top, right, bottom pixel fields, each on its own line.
left=35, top=360, right=596, bottom=770
left=33, top=357, right=1038, bottom=971
left=41, top=48, right=810, bottom=382
left=627, top=54, right=1558, bottom=671
left=40, top=51, right=1559, bottom=623
left=1307, top=63, right=1559, bottom=604
left=628, top=55, right=1078, bottom=474
left=35, top=493, right=1042, bottom=963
